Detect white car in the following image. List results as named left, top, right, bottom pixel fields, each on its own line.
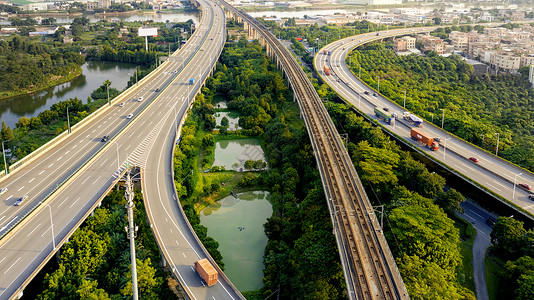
left=0, top=187, right=7, bottom=195
left=126, top=114, right=133, bottom=119
left=119, top=102, right=125, bottom=107
left=15, top=195, right=27, bottom=206
left=137, top=97, right=143, bottom=102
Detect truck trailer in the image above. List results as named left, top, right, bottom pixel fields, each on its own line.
left=410, top=128, right=439, bottom=151
left=195, top=259, right=218, bottom=287
left=324, top=65, right=331, bottom=75
left=374, top=107, right=394, bottom=125
left=403, top=111, right=423, bottom=127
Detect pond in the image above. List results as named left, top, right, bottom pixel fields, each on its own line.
left=213, top=139, right=266, bottom=171
left=214, top=111, right=240, bottom=131
left=200, top=191, right=272, bottom=292
left=0, top=61, right=140, bottom=129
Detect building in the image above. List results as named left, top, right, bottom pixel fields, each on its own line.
left=491, top=51, right=521, bottom=71
left=420, top=35, right=445, bottom=54
left=393, top=36, right=416, bottom=52
left=449, top=31, right=469, bottom=52
left=340, top=0, right=402, bottom=5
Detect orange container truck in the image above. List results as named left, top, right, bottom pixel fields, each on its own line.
left=324, top=65, right=331, bottom=75
left=410, top=128, right=439, bottom=151
left=195, top=259, right=218, bottom=287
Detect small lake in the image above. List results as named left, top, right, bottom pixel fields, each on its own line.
left=215, top=111, right=240, bottom=131
left=0, top=61, right=139, bottom=129
left=200, top=191, right=272, bottom=292
left=213, top=139, right=266, bottom=170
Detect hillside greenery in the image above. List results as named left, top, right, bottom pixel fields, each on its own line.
left=349, top=43, right=534, bottom=172
left=24, top=189, right=176, bottom=299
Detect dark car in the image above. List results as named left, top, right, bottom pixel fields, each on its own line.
left=528, top=194, right=534, bottom=201
left=15, top=195, right=28, bottom=206
left=155, top=88, right=160, bottom=92
left=373, top=93, right=378, bottom=97
left=486, top=217, right=497, bottom=227
left=434, top=137, right=442, bottom=143
left=383, top=107, right=389, bottom=112
left=519, top=183, right=532, bottom=190
left=469, top=157, right=479, bottom=163
left=101, top=135, right=108, bottom=142
left=364, top=91, right=370, bottom=95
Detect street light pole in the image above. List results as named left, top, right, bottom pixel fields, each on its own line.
left=495, top=133, right=500, bottom=156
left=512, top=172, right=522, bottom=202
left=441, top=109, right=445, bottom=129
left=42, top=202, right=56, bottom=250
left=377, top=76, right=380, bottom=93
left=135, top=66, right=139, bottom=86
left=2, top=140, right=8, bottom=175
left=106, top=83, right=110, bottom=107
left=67, top=105, right=73, bottom=134
left=403, top=90, right=407, bottom=108
left=114, top=143, right=120, bottom=170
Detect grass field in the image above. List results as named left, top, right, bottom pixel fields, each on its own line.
left=453, top=216, right=476, bottom=293
left=485, top=254, right=504, bottom=300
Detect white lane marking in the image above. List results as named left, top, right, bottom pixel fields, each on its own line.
left=29, top=178, right=35, bottom=183
left=38, top=170, right=44, bottom=175
left=493, top=180, right=507, bottom=188
left=79, top=140, right=84, bottom=143
left=455, top=165, right=467, bottom=173
left=170, top=228, right=173, bottom=234
left=175, top=240, right=179, bottom=246
left=212, top=297, right=216, bottom=300
left=56, top=157, right=62, bottom=161
left=86, top=134, right=90, bottom=138
left=17, top=186, right=24, bottom=192
left=100, top=158, right=109, bottom=167
left=98, top=125, right=102, bottom=129
left=69, top=197, right=81, bottom=209
left=0, top=216, right=5, bottom=223
left=461, top=163, right=475, bottom=171
left=73, top=145, right=77, bottom=149
left=48, top=164, right=53, bottom=168
left=57, top=197, right=69, bottom=208
left=0, top=257, right=5, bottom=264
left=65, top=151, right=70, bottom=155
left=92, top=129, right=95, bottom=133
left=27, top=224, right=41, bottom=236
left=92, top=176, right=101, bottom=185
left=81, top=177, right=90, bottom=185
left=182, top=253, right=186, bottom=258
left=40, top=227, right=50, bottom=237
left=3, top=257, right=21, bottom=274
left=485, top=182, right=502, bottom=191
left=165, top=218, right=168, bottom=222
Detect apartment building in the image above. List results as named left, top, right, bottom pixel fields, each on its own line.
left=449, top=31, right=469, bottom=52
left=491, top=52, right=521, bottom=71
left=393, top=35, right=416, bottom=52
left=420, top=35, right=444, bottom=54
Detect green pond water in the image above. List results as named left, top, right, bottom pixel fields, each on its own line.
left=200, top=191, right=272, bottom=292
left=213, top=139, right=266, bottom=170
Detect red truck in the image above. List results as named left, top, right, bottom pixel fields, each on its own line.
left=195, top=259, right=218, bottom=287
left=410, top=128, right=439, bottom=151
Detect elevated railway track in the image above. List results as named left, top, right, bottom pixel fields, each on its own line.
left=218, top=1, right=409, bottom=298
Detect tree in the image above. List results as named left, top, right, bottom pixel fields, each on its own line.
left=244, top=160, right=254, bottom=170
left=1, top=121, right=14, bottom=141
left=436, top=188, right=465, bottom=213
left=221, top=116, right=229, bottom=127
left=491, top=217, right=527, bottom=256
left=121, top=258, right=158, bottom=298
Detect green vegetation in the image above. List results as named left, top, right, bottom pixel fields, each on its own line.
left=24, top=189, right=176, bottom=299
left=454, top=216, right=477, bottom=292
left=326, top=103, right=474, bottom=299
left=486, top=216, right=534, bottom=299
left=173, top=38, right=346, bottom=297
left=485, top=255, right=502, bottom=300
left=0, top=36, right=85, bottom=98
left=348, top=43, right=534, bottom=172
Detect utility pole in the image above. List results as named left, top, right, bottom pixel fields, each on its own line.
left=124, top=169, right=139, bottom=300
left=106, top=83, right=110, bottom=107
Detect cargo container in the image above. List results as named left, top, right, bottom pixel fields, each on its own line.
left=324, top=65, right=331, bottom=76
left=195, top=259, right=218, bottom=287
left=410, top=128, right=439, bottom=151
left=403, top=111, right=423, bottom=127
left=189, top=78, right=195, bottom=85
left=374, top=107, right=394, bottom=125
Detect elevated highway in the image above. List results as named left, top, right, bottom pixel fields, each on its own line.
left=315, top=28, right=534, bottom=219
left=0, top=0, right=243, bottom=299
left=218, top=1, right=409, bottom=299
